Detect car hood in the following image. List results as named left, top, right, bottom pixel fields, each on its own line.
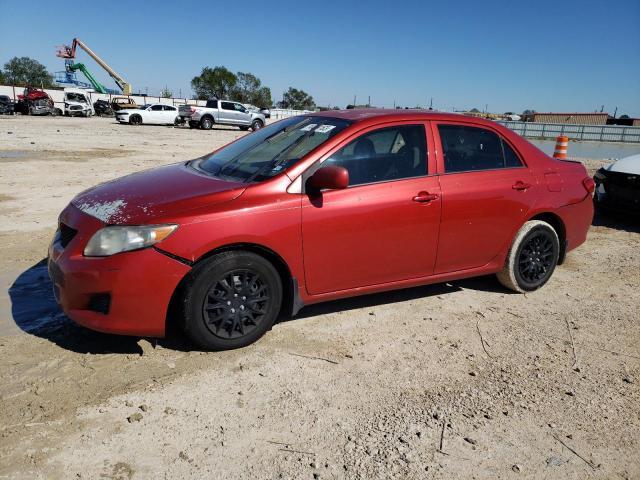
left=71, top=162, right=246, bottom=224
left=607, top=153, right=640, bottom=175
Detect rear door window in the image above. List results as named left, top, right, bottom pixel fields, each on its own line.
left=221, top=101, right=235, bottom=110
left=206, top=100, right=218, bottom=108
left=151, top=104, right=163, bottom=111
left=438, top=125, right=522, bottom=173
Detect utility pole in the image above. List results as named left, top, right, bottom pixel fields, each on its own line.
left=368, top=95, right=370, bottom=107
left=429, top=97, right=433, bottom=110
left=353, top=94, right=357, bottom=106
left=613, top=106, right=618, bottom=118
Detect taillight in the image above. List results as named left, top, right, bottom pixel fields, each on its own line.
left=582, top=177, right=595, bottom=194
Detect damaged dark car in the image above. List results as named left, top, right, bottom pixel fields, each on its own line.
left=0, top=95, right=15, bottom=114
left=594, top=153, right=640, bottom=214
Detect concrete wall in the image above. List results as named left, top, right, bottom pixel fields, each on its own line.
left=0, top=85, right=311, bottom=119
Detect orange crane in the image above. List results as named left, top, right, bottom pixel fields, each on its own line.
left=56, top=38, right=133, bottom=95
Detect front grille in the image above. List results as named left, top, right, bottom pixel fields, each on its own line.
left=88, top=293, right=111, bottom=315
left=59, top=223, right=77, bottom=248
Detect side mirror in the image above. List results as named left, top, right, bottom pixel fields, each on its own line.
left=307, top=166, right=349, bottom=191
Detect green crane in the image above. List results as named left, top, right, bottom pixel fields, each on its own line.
left=67, top=63, right=108, bottom=94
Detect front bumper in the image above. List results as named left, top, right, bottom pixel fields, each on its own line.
left=594, top=168, right=640, bottom=213
left=48, top=204, right=191, bottom=337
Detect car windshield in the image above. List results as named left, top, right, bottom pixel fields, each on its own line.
left=65, top=93, right=86, bottom=103
left=195, top=116, right=351, bottom=183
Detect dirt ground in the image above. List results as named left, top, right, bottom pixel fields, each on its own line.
left=0, top=116, right=638, bottom=480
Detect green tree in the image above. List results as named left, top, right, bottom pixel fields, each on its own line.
left=3, top=57, right=54, bottom=87
left=231, top=72, right=272, bottom=107
left=160, top=86, right=173, bottom=98
left=191, top=66, right=237, bottom=100
left=619, top=114, right=630, bottom=119
left=0, top=69, right=5, bottom=84
left=278, top=87, right=316, bottom=110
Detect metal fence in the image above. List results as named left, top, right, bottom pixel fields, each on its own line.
left=498, top=120, right=640, bottom=143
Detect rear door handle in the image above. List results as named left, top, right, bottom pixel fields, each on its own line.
left=512, top=181, right=532, bottom=191
left=412, top=191, right=439, bottom=203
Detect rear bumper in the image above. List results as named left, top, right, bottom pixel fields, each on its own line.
left=48, top=205, right=191, bottom=337
left=557, top=195, right=594, bottom=253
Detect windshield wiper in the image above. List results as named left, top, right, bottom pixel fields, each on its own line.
left=244, top=129, right=316, bottom=183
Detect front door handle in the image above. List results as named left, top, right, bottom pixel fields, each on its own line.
left=512, top=181, right=532, bottom=191
left=412, top=191, right=439, bottom=203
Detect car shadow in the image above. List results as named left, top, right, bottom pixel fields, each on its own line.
left=592, top=210, right=640, bottom=233
left=284, top=274, right=506, bottom=322
left=8, top=260, right=508, bottom=354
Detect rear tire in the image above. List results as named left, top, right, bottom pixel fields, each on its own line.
left=200, top=116, right=213, bottom=130
left=183, top=252, right=283, bottom=350
left=129, top=114, right=142, bottom=125
left=497, top=220, right=559, bottom=293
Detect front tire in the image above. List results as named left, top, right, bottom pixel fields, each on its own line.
left=497, top=220, right=559, bottom=293
left=251, top=119, right=263, bottom=131
left=183, top=252, right=283, bottom=350
left=129, top=114, right=142, bottom=125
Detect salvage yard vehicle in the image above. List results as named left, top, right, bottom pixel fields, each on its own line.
left=14, top=87, right=62, bottom=116
left=594, top=153, right=640, bottom=213
left=93, top=99, right=114, bottom=116
left=0, top=95, right=15, bottom=114
left=178, top=99, right=266, bottom=131
left=48, top=110, right=594, bottom=351
left=64, top=88, right=93, bottom=117
left=245, top=103, right=271, bottom=119
left=115, top=103, right=179, bottom=125
left=110, top=96, right=137, bottom=111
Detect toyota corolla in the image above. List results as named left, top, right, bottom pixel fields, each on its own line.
left=48, top=110, right=594, bottom=350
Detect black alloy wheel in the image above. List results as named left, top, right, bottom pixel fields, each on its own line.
left=203, top=269, right=270, bottom=339
left=515, top=229, right=557, bottom=288
left=183, top=251, right=282, bottom=350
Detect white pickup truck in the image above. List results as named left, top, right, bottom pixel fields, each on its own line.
left=178, top=99, right=266, bottom=131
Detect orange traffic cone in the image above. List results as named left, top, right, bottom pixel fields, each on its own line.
left=553, top=135, right=569, bottom=159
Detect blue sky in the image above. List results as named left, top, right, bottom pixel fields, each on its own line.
left=1, top=0, right=639, bottom=115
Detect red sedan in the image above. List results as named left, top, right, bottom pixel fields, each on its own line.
left=48, top=110, right=594, bottom=350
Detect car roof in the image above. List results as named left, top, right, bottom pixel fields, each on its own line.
left=308, top=108, right=497, bottom=127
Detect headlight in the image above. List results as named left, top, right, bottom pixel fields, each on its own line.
left=84, top=225, right=177, bottom=257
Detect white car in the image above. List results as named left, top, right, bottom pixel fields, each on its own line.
left=116, top=103, right=179, bottom=125
left=593, top=153, right=640, bottom=213
left=64, top=88, right=93, bottom=117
